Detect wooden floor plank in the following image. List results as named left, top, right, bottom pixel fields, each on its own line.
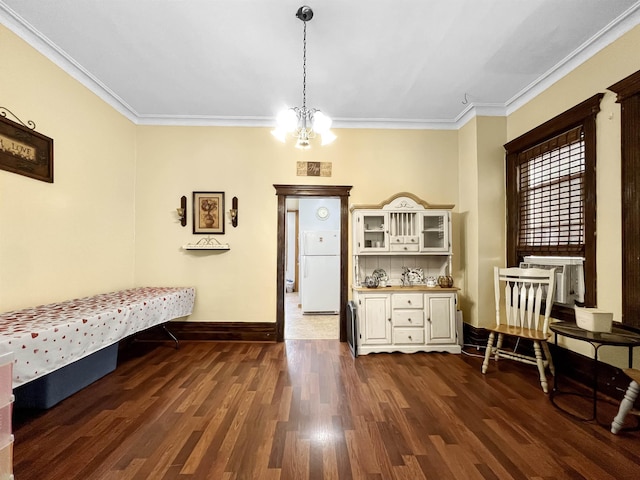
left=12, top=340, right=640, bottom=479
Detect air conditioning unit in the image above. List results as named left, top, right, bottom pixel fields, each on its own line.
left=520, top=256, right=585, bottom=306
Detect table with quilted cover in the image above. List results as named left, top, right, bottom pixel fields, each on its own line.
left=0, top=287, right=195, bottom=388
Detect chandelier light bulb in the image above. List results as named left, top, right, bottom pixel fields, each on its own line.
left=313, top=111, right=331, bottom=134
left=320, top=130, right=337, bottom=146
left=283, top=109, right=299, bottom=132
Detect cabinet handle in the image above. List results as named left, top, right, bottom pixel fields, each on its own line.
left=408, top=335, right=412, bottom=340
left=427, top=317, right=431, bottom=322
left=407, top=300, right=411, bottom=304
left=388, top=318, right=391, bottom=322
left=408, top=318, right=412, bottom=322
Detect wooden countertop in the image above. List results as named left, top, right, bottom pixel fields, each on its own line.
left=352, top=285, right=459, bottom=292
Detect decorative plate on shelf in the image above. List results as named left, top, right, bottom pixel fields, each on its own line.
left=372, top=268, right=388, bottom=282
left=364, top=276, right=379, bottom=288
left=404, top=267, right=424, bottom=284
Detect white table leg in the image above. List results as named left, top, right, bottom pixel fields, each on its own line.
left=611, top=380, right=640, bottom=434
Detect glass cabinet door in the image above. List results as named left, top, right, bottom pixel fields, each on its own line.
left=356, top=212, right=388, bottom=253
left=420, top=211, right=450, bottom=252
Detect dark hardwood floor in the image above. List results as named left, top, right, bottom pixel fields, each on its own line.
left=12, top=340, right=640, bottom=479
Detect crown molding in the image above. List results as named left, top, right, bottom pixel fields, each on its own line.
left=505, top=2, right=640, bottom=116
left=134, top=115, right=464, bottom=130
left=0, top=2, right=140, bottom=123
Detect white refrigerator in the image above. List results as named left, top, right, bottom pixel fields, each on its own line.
left=300, top=231, right=340, bottom=314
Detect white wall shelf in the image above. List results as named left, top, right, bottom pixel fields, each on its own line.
left=182, top=237, right=230, bottom=251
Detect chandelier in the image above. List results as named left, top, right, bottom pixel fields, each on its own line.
left=272, top=6, right=336, bottom=149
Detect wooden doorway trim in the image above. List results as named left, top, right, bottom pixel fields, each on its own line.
left=274, top=184, right=352, bottom=342
left=609, top=69, right=640, bottom=329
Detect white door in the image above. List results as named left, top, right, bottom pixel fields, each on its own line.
left=359, top=294, right=391, bottom=344
left=303, top=231, right=340, bottom=256
left=301, top=255, right=340, bottom=313
left=426, top=294, right=456, bottom=344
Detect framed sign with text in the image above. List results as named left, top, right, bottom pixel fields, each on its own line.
left=296, top=161, right=332, bottom=177
left=0, top=113, right=53, bottom=183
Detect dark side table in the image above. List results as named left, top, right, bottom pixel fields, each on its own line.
left=549, top=321, right=640, bottom=423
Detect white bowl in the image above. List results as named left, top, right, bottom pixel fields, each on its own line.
left=574, top=306, right=613, bottom=332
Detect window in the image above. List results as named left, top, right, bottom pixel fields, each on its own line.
left=518, top=126, right=584, bottom=255
left=505, top=94, right=603, bottom=319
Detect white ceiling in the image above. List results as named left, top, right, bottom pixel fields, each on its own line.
left=2, top=0, right=639, bottom=129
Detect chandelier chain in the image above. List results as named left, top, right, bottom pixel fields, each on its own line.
left=302, top=21, right=307, bottom=110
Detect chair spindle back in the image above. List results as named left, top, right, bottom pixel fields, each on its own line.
left=494, top=267, right=556, bottom=334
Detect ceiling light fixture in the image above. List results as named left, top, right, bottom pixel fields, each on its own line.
left=272, top=6, right=336, bottom=149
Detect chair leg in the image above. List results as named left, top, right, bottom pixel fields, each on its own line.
left=542, top=341, right=555, bottom=376
left=482, top=332, right=495, bottom=374
left=611, top=380, right=640, bottom=434
left=495, top=333, right=504, bottom=361
left=533, top=341, right=548, bottom=393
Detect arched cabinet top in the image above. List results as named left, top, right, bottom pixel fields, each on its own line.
left=349, top=192, right=454, bottom=212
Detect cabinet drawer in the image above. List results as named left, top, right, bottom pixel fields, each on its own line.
left=393, top=310, right=424, bottom=326
left=394, top=328, right=425, bottom=345
left=390, top=244, right=419, bottom=253
left=392, top=294, right=423, bottom=309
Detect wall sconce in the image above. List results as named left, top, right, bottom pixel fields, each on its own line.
left=229, top=196, right=238, bottom=227
left=176, top=195, right=187, bottom=227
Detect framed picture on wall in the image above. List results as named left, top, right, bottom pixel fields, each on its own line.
left=193, top=191, right=225, bottom=234
left=0, top=114, right=53, bottom=183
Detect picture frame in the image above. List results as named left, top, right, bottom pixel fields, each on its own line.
left=0, top=114, right=54, bottom=183
left=193, top=191, right=225, bottom=234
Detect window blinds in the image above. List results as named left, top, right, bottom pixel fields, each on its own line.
left=517, top=126, right=585, bottom=254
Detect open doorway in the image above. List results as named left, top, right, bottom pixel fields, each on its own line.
left=285, top=197, right=340, bottom=339
left=274, top=185, right=352, bottom=342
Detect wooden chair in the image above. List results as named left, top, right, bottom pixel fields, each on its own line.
left=481, top=266, right=556, bottom=393
left=611, top=368, right=640, bottom=434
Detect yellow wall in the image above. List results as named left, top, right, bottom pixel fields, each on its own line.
left=134, top=127, right=459, bottom=321
left=457, top=117, right=507, bottom=328
left=0, top=25, right=137, bottom=311
left=505, top=24, right=640, bottom=367
left=2, top=19, right=640, bottom=370
left=457, top=118, right=479, bottom=323
left=459, top=117, right=507, bottom=328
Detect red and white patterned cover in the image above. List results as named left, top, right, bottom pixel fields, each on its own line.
left=0, top=287, right=195, bottom=388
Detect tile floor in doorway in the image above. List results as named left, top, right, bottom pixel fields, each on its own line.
left=285, top=292, right=339, bottom=340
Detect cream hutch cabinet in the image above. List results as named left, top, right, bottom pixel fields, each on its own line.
left=351, top=193, right=461, bottom=355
